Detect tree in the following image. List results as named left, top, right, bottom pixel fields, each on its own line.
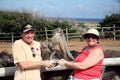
left=0, top=10, right=74, bottom=40
left=100, top=0, right=120, bottom=27
left=0, top=10, right=34, bottom=33
left=100, top=14, right=120, bottom=27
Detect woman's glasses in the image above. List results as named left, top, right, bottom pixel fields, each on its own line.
left=84, top=34, right=98, bottom=39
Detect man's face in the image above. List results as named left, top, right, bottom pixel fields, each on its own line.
left=21, top=30, right=35, bottom=44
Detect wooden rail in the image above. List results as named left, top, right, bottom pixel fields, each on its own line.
left=1, top=57, right=120, bottom=77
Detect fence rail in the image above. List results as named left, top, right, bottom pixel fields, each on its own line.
left=0, top=57, right=120, bottom=77
left=0, top=26, right=120, bottom=43
left=44, top=26, right=120, bottom=41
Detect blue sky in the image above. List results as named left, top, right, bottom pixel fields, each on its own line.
left=0, top=0, right=119, bottom=18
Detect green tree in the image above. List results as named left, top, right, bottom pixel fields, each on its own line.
left=100, top=14, right=120, bottom=27
left=0, top=10, right=34, bottom=33
left=0, top=10, right=74, bottom=40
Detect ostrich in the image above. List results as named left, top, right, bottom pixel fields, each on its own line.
left=0, top=51, right=14, bottom=67
left=0, top=51, right=15, bottom=80
left=101, top=49, right=120, bottom=80
left=51, top=28, right=74, bottom=61
left=41, top=42, right=63, bottom=61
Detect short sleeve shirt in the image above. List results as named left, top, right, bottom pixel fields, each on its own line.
left=12, top=39, right=42, bottom=80
left=73, top=45, right=104, bottom=79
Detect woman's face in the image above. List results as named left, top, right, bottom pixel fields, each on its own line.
left=84, top=34, right=98, bottom=47
left=21, top=30, right=35, bottom=45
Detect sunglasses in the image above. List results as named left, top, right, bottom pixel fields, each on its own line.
left=84, top=34, right=98, bottom=39
left=31, top=47, right=35, bottom=57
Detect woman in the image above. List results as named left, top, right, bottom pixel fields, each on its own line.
left=57, top=28, right=104, bottom=80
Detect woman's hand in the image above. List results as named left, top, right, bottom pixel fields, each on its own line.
left=57, top=59, right=67, bottom=67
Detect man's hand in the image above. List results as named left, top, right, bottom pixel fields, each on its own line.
left=42, top=60, right=54, bottom=68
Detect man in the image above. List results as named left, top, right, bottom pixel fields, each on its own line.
left=12, top=23, right=53, bottom=80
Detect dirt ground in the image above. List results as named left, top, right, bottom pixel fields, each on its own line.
left=67, top=39, right=120, bottom=52
left=0, top=39, right=120, bottom=53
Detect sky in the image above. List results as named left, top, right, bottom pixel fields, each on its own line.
left=0, top=0, right=119, bottom=19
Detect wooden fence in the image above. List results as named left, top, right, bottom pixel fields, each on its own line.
left=0, top=26, right=120, bottom=43
left=45, top=26, right=120, bottom=41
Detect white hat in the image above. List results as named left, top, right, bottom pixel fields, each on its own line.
left=83, top=28, right=99, bottom=38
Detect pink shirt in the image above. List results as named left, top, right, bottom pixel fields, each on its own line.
left=73, top=45, right=104, bottom=80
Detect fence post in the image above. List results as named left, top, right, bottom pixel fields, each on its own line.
left=101, top=27, right=104, bottom=38
left=45, top=28, right=48, bottom=40
left=66, top=28, right=68, bottom=42
left=83, top=28, right=86, bottom=34
left=11, top=32, right=14, bottom=44
left=113, top=25, right=116, bottom=40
